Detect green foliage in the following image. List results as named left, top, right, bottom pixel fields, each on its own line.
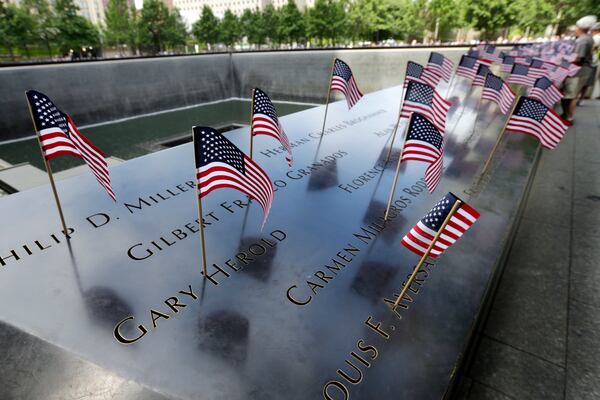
left=138, top=0, right=187, bottom=54
left=240, top=8, right=268, bottom=47
left=460, top=0, right=515, bottom=39
left=54, top=0, right=100, bottom=55
left=192, top=5, right=220, bottom=48
left=104, top=0, right=135, bottom=51
left=306, top=0, right=346, bottom=45
left=278, top=0, right=305, bottom=44
left=261, top=4, right=281, bottom=46
left=219, top=9, right=240, bottom=48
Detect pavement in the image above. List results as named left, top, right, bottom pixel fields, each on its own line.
left=455, top=100, right=600, bottom=399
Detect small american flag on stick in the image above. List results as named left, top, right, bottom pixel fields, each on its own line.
left=401, top=192, right=480, bottom=258
left=482, top=73, right=516, bottom=115
left=194, top=127, right=274, bottom=225
left=501, top=55, right=515, bottom=73
left=456, top=55, right=478, bottom=80
left=251, top=88, right=293, bottom=167
left=426, top=52, right=454, bottom=82
left=506, top=97, right=569, bottom=149
left=25, top=90, right=115, bottom=201
left=400, top=81, right=451, bottom=134
left=405, top=61, right=440, bottom=88
left=507, top=63, right=536, bottom=87
left=330, top=58, right=363, bottom=109
left=529, top=77, right=563, bottom=108
left=401, top=113, right=445, bottom=193
left=473, top=63, right=491, bottom=87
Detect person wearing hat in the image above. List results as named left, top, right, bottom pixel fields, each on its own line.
left=561, top=15, right=596, bottom=122
left=579, top=21, right=600, bottom=100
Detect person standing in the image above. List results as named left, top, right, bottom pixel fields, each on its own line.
left=590, top=22, right=600, bottom=99
left=561, top=16, right=596, bottom=122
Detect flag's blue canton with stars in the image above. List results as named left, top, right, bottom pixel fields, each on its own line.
left=401, top=192, right=480, bottom=257
left=484, top=74, right=503, bottom=91
left=506, top=97, right=569, bottom=149
left=513, top=97, right=546, bottom=122
left=534, top=76, right=552, bottom=90
left=530, top=58, right=544, bottom=68
left=330, top=58, right=363, bottom=108
left=459, top=55, right=477, bottom=69
left=251, top=88, right=293, bottom=166
left=501, top=55, right=515, bottom=72
left=427, top=52, right=453, bottom=81
left=27, top=90, right=69, bottom=133
left=25, top=89, right=115, bottom=201
left=195, top=128, right=246, bottom=172
left=421, top=193, right=458, bottom=231
left=194, top=126, right=274, bottom=225
left=406, top=82, right=434, bottom=105
left=407, top=61, right=424, bottom=79
left=405, top=114, right=443, bottom=151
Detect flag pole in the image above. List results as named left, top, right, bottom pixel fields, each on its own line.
left=319, top=59, right=336, bottom=142
left=25, top=94, right=68, bottom=235
left=249, top=88, right=255, bottom=159
left=384, top=87, right=406, bottom=164
left=383, top=119, right=410, bottom=221
left=192, top=131, right=208, bottom=278
left=478, top=95, right=520, bottom=179
left=392, top=199, right=462, bottom=310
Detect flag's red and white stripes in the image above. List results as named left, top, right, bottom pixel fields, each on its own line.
left=252, top=114, right=293, bottom=167
left=400, top=88, right=451, bottom=134
left=400, top=201, right=480, bottom=258
left=331, top=75, right=363, bottom=109
left=197, top=157, right=274, bottom=223
left=40, top=118, right=115, bottom=201
left=482, top=81, right=516, bottom=115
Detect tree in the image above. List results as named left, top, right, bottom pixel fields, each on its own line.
left=261, top=4, right=281, bottom=47
left=54, top=0, right=101, bottom=56
left=460, top=0, right=515, bottom=39
left=0, top=2, right=20, bottom=60
left=22, top=0, right=57, bottom=56
left=138, top=0, right=187, bottom=54
left=192, top=5, right=220, bottom=49
left=104, top=0, right=135, bottom=53
left=424, top=0, right=461, bottom=41
left=306, top=0, right=346, bottom=46
left=278, top=0, right=305, bottom=45
left=347, top=0, right=398, bottom=43
left=219, top=9, right=240, bottom=49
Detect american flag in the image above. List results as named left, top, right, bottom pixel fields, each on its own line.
left=456, top=55, right=478, bottom=80
left=528, top=59, right=547, bottom=79
left=473, top=63, right=491, bottom=87
left=426, top=52, right=454, bottom=82
left=480, top=44, right=503, bottom=64
left=482, top=73, right=516, bottom=115
left=400, top=81, right=451, bottom=134
left=401, top=113, right=445, bottom=193
left=251, top=88, right=292, bottom=167
left=560, top=59, right=581, bottom=77
left=506, top=97, right=569, bottom=149
left=405, top=61, right=440, bottom=88
left=194, top=127, right=274, bottom=225
left=514, top=56, right=532, bottom=65
left=330, top=58, right=363, bottom=109
left=507, top=63, right=536, bottom=87
left=401, top=192, right=480, bottom=258
left=501, top=55, right=515, bottom=73
left=529, top=77, right=563, bottom=108
left=25, top=90, right=115, bottom=201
